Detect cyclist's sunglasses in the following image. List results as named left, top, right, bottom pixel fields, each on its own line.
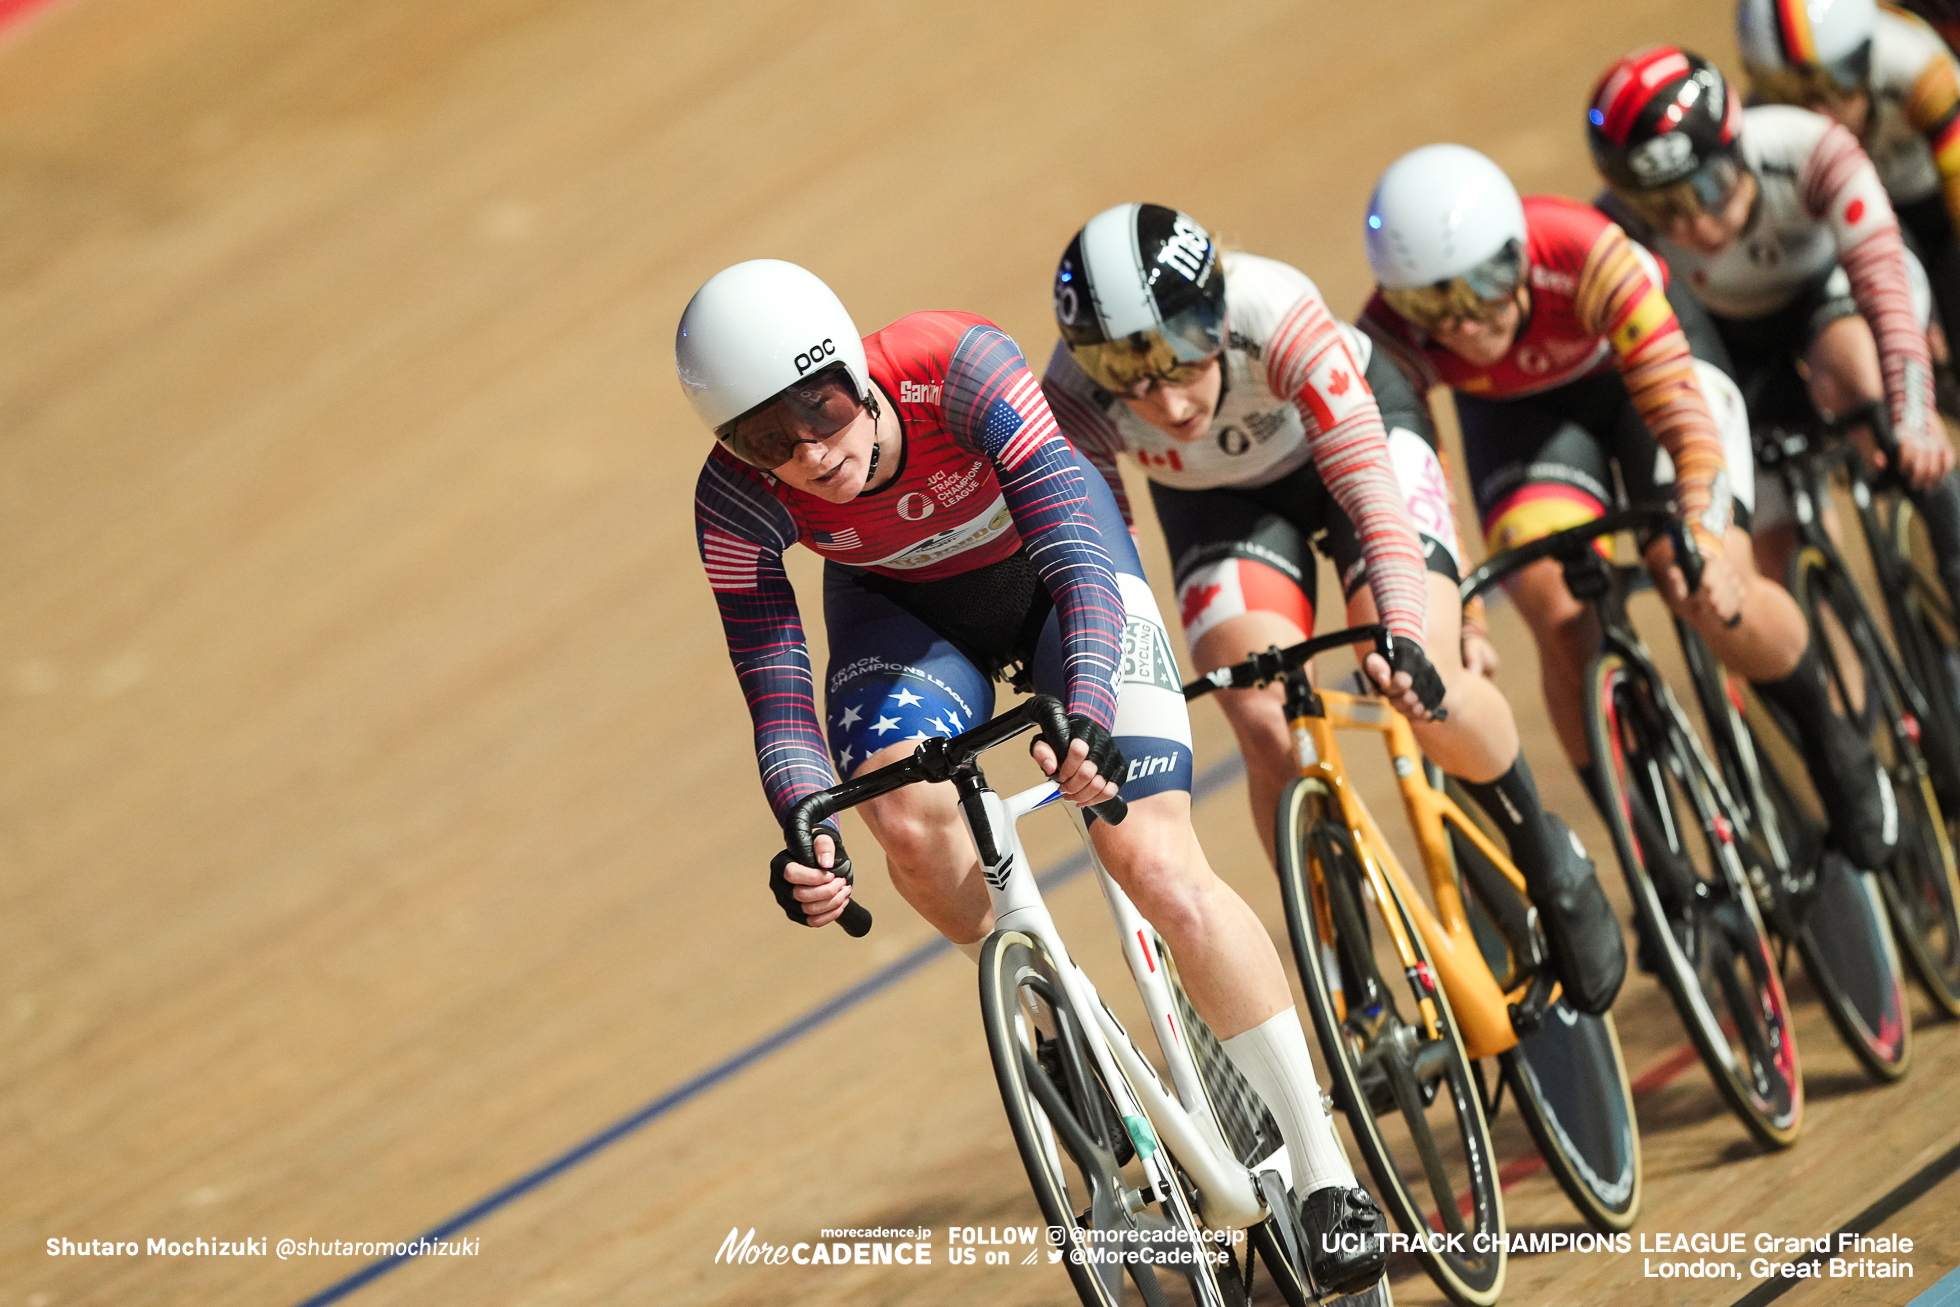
left=1379, top=239, right=1525, bottom=332
left=1613, top=152, right=1749, bottom=230
left=1066, top=301, right=1225, bottom=396
left=1746, top=42, right=1872, bottom=108
left=714, top=364, right=866, bottom=469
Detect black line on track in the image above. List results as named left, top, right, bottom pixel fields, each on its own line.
left=1724, top=1138, right=1960, bottom=1307
left=289, top=754, right=1246, bottom=1306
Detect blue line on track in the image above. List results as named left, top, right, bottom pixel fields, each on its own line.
left=1910, top=1263, right=1960, bottom=1307
left=290, top=754, right=1246, bottom=1306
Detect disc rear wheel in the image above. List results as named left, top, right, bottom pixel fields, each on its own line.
left=1441, top=803, right=1642, bottom=1232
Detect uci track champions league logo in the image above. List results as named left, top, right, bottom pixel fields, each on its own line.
left=708, top=1220, right=1930, bottom=1287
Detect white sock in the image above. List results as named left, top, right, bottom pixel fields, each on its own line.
left=955, top=938, right=985, bottom=964
left=1221, top=1008, right=1355, bottom=1197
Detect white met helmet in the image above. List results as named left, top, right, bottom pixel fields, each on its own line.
left=674, top=259, right=870, bottom=433
left=1736, top=0, right=1876, bottom=98
left=1366, top=144, right=1529, bottom=330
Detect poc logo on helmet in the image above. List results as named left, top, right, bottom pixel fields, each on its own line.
left=794, top=338, right=838, bottom=375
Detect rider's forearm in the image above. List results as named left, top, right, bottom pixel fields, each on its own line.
left=1805, top=122, right=1940, bottom=444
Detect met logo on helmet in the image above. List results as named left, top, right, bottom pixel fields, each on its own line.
left=794, top=338, right=838, bottom=375
left=1156, top=215, right=1213, bottom=284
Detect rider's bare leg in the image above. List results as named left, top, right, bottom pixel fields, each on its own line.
left=1192, top=609, right=1314, bottom=868
left=861, top=739, right=1357, bottom=1194
left=1345, top=571, right=1517, bottom=781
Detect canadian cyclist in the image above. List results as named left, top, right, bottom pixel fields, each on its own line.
left=1589, top=45, right=1960, bottom=748
left=681, top=259, right=1387, bottom=1290
left=1361, top=143, right=1901, bottom=875
left=1040, top=203, right=1626, bottom=1015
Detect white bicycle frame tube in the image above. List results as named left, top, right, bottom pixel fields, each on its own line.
left=980, top=780, right=1268, bottom=1229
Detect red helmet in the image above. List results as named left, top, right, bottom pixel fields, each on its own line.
left=1587, top=47, right=1749, bottom=225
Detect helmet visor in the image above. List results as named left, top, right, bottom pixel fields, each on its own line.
left=1746, top=41, right=1872, bottom=106
left=1378, top=239, right=1525, bottom=331
left=1614, top=151, right=1748, bottom=229
left=1068, top=299, right=1225, bottom=394
left=714, top=363, right=866, bottom=469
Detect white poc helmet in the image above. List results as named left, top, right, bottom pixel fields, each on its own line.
left=674, top=259, right=870, bottom=433
left=1365, top=144, right=1527, bottom=291
left=1736, top=0, right=1876, bottom=89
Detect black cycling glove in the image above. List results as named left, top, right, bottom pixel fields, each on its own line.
left=768, top=827, right=852, bottom=927
left=1035, top=713, right=1127, bottom=790
left=1380, top=633, right=1447, bottom=715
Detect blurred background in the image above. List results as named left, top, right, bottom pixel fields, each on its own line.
left=6, top=1, right=1953, bottom=1305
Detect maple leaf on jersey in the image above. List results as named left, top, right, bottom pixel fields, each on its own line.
left=1326, top=369, right=1351, bottom=397
left=1181, top=582, right=1223, bottom=629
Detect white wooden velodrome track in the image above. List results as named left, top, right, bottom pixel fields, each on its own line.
left=3, top=0, right=1958, bottom=1304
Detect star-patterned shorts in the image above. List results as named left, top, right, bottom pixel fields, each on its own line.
left=818, top=466, right=1194, bottom=804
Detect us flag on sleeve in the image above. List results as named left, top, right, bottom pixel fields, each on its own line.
left=700, top=529, right=761, bottom=592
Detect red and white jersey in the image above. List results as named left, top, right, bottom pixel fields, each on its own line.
left=1656, top=107, right=1891, bottom=317
left=1644, top=105, right=1938, bottom=445
left=1044, top=252, right=1430, bottom=643
left=1045, top=254, right=1374, bottom=492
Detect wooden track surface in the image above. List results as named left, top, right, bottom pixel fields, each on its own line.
left=4, top=1, right=1956, bottom=1304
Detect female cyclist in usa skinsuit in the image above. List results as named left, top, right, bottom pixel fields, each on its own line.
left=681, top=258, right=1400, bottom=1290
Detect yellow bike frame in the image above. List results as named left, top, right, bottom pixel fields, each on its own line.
left=1291, top=687, right=1542, bottom=1061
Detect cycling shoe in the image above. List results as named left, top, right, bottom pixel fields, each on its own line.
left=1807, top=713, right=1899, bottom=871
left=1526, top=815, right=1628, bottom=1015
left=1300, top=1184, right=1388, bottom=1297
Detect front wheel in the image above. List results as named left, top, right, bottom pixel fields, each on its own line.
left=1585, top=650, right=1803, bottom=1149
left=980, top=930, right=1227, bottom=1307
left=1275, top=777, right=1505, bottom=1307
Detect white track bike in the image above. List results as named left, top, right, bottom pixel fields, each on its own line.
left=784, top=695, right=1391, bottom=1307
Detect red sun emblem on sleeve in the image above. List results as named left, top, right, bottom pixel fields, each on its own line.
left=1846, top=198, right=1866, bottom=225
left=1327, top=369, right=1351, bottom=396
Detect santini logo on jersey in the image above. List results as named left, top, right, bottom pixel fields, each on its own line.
left=899, top=380, right=944, bottom=405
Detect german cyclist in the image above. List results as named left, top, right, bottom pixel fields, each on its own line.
left=1040, top=203, right=1626, bottom=1015
left=1361, top=143, right=1900, bottom=875
left=1735, top=0, right=1960, bottom=350
left=1589, top=45, right=1960, bottom=728
left=681, top=259, right=1387, bottom=1289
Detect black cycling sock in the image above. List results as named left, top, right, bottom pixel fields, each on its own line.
left=1750, top=641, right=1836, bottom=756
left=1908, top=469, right=1960, bottom=616
left=1458, top=753, right=1557, bottom=888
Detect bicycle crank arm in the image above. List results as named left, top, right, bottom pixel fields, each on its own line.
left=1089, top=1001, right=1267, bottom=1228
